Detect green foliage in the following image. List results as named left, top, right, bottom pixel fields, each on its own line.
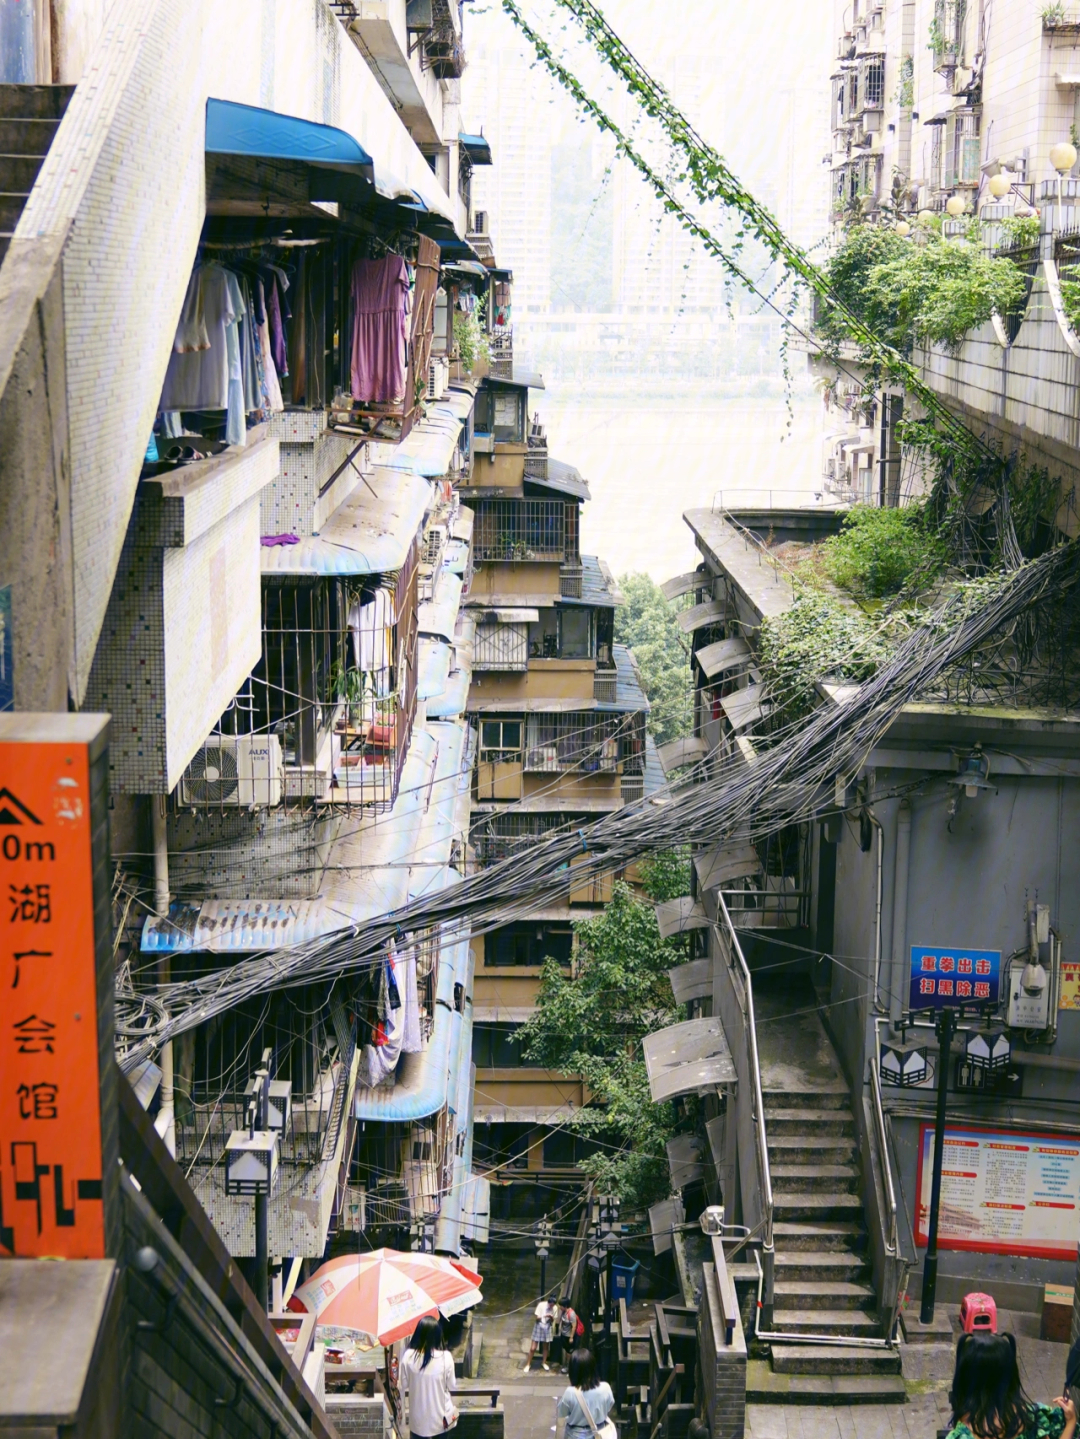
left=758, top=591, right=888, bottom=724
left=638, top=848, right=692, bottom=903
left=997, top=215, right=1041, bottom=249
left=1043, top=3, right=1067, bottom=24
left=821, top=505, right=948, bottom=598
left=615, top=573, right=692, bottom=745
left=454, top=306, right=490, bottom=372
left=517, top=881, right=688, bottom=1209
left=1058, top=267, right=1080, bottom=337
left=823, top=227, right=1028, bottom=354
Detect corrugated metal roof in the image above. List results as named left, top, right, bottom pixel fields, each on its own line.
left=419, top=571, right=464, bottom=641
left=558, top=555, right=624, bottom=609
left=141, top=721, right=471, bottom=952
left=529, top=458, right=590, bottom=501
left=261, top=472, right=432, bottom=577
left=642, top=736, right=665, bottom=797
left=418, top=638, right=452, bottom=700
left=377, top=396, right=471, bottom=478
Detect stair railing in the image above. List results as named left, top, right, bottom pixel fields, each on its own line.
left=868, top=1021, right=912, bottom=1343
left=713, top=894, right=775, bottom=1326
left=715, top=895, right=897, bottom=1350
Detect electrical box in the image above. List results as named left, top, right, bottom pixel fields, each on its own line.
left=1007, top=962, right=1051, bottom=1029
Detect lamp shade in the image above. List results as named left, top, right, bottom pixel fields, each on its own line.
left=896, top=221, right=911, bottom=236
left=946, top=195, right=967, bottom=217
left=1051, top=142, right=1078, bottom=175
left=964, top=1029, right=1011, bottom=1072
left=918, top=208, right=936, bottom=223
left=879, top=1037, right=928, bottom=1087
left=988, top=172, right=1010, bottom=199
left=224, top=1129, right=279, bottom=1195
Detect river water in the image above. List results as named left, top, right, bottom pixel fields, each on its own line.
left=536, top=390, right=825, bottom=581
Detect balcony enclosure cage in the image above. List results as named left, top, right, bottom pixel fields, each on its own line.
left=932, top=0, right=967, bottom=72
left=172, top=993, right=357, bottom=1176
left=422, top=0, right=465, bottom=78
left=469, top=810, right=581, bottom=866
left=522, top=711, right=646, bottom=774
left=474, top=619, right=529, bottom=670
left=472, top=498, right=577, bottom=563
left=191, top=552, right=418, bottom=812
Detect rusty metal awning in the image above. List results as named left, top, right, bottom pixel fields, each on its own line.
left=694, top=844, right=760, bottom=891
left=643, top=1016, right=735, bottom=1102
left=668, top=958, right=712, bottom=1005
left=678, top=598, right=725, bottom=634
left=655, top=894, right=709, bottom=939
left=656, top=735, right=708, bottom=774
left=695, top=636, right=751, bottom=679
left=660, top=566, right=708, bottom=602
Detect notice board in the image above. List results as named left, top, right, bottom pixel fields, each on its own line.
left=0, top=715, right=114, bottom=1258
left=916, top=1123, right=1080, bottom=1260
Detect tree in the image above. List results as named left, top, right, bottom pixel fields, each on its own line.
left=615, top=573, right=692, bottom=746
left=517, top=857, right=692, bottom=1208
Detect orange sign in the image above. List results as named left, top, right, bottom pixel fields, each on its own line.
left=0, top=740, right=105, bottom=1257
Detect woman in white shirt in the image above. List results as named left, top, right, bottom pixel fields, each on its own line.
left=400, top=1316, right=458, bottom=1439
left=557, top=1348, right=615, bottom=1439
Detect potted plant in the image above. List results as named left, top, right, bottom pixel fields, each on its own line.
left=329, top=661, right=365, bottom=728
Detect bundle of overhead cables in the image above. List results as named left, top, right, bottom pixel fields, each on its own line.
left=116, top=539, right=1079, bottom=1073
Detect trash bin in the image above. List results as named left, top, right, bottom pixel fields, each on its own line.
left=610, top=1257, right=640, bottom=1307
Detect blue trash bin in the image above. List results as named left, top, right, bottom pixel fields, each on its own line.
left=610, top=1257, right=640, bottom=1307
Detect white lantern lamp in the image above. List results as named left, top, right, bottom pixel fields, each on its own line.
left=946, top=194, right=967, bottom=218
left=879, top=1034, right=929, bottom=1087
left=1051, top=142, right=1078, bottom=176
left=988, top=172, right=1011, bottom=200
left=896, top=220, right=911, bottom=237
left=224, top=1129, right=279, bottom=1196
left=964, top=1029, right=1011, bottom=1073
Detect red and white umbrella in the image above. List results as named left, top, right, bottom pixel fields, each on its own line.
left=289, top=1249, right=483, bottom=1346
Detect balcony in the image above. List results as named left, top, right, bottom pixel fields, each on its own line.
left=422, top=0, right=465, bottom=78
left=472, top=498, right=568, bottom=563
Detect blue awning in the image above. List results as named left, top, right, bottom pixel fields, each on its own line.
left=459, top=133, right=493, bottom=165
left=206, top=98, right=374, bottom=178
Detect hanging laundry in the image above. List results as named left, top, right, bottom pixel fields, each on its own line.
left=255, top=276, right=285, bottom=413
left=349, top=589, right=395, bottom=696
left=159, top=264, right=237, bottom=412
left=222, top=269, right=247, bottom=448
left=350, top=253, right=410, bottom=403
left=401, top=946, right=422, bottom=1054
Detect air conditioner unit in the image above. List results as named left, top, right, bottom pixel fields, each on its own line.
left=426, top=357, right=450, bottom=400
left=179, top=734, right=284, bottom=808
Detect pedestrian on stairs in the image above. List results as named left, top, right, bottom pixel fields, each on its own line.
left=524, top=1297, right=556, bottom=1372
left=946, top=1333, right=1077, bottom=1439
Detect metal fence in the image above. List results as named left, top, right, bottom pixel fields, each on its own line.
left=472, top=499, right=568, bottom=562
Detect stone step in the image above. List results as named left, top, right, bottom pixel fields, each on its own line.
left=0, top=119, right=58, bottom=155
left=0, top=84, right=75, bottom=119
left=774, top=1281, right=876, bottom=1313
left=0, top=154, right=43, bottom=191
left=765, top=1109, right=855, bottom=1136
left=768, top=1135, right=857, bottom=1164
left=773, top=1221, right=865, bottom=1251
left=771, top=1308, right=882, bottom=1338
left=774, top=1191, right=864, bottom=1222
left=0, top=193, right=27, bottom=229
left=746, top=1360, right=906, bottom=1405
left=762, top=1087, right=850, bottom=1112
left=771, top=1164, right=859, bottom=1193
left=771, top=1344, right=902, bottom=1377
left=775, top=1252, right=868, bottom=1283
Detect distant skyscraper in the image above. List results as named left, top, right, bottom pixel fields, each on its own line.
left=466, top=32, right=553, bottom=314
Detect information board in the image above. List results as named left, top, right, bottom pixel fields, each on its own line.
left=1059, top=960, right=1080, bottom=1011
left=0, top=739, right=105, bottom=1257
left=909, top=944, right=1001, bottom=1011
left=916, top=1123, right=1080, bottom=1261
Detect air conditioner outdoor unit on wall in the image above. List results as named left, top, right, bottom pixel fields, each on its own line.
left=179, top=735, right=284, bottom=808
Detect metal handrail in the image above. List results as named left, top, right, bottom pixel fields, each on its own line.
left=716, top=893, right=773, bottom=1254
left=869, top=1049, right=899, bottom=1258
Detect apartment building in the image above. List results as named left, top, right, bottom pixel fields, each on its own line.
left=453, top=359, right=652, bottom=1204
left=0, top=0, right=509, bottom=1301
left=818, top=0, right=1080, bottom=511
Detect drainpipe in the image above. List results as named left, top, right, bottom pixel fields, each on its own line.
left=152, top=797, right=175, bottom=1156
left=889, top=802, right=912, bottom=1029
left=868, top=810, right=886, bottom=1013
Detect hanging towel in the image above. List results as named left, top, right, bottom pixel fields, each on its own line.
left=350, top=254, right=410, bottom=403
left=401, top=946, right=422, bottom=1054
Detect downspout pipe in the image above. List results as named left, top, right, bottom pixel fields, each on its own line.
left=889, top=802, right=912, bottom=1029
left=152, top=797, right=175, bottom=1156
left=868, top=810, right=886, bottom=1014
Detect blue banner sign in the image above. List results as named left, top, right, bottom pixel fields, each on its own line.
left=910, top=945, right=1002, bottom=1011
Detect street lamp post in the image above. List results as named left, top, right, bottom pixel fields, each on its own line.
left=919, top=1007, right=957, bottom=1323
left=535, top=1217, right=552, bottom=1299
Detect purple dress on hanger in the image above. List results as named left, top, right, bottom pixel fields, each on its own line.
left=350, top=255, right=411, bottom=403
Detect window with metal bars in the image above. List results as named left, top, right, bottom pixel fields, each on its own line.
left=474, top=621, right=529, bottom=670
left=469, top=809, right=573, bottom=865
left=524, top=712, right=645, bottom=773
left=861, top=56, right=885, bottom=110
left=472, top=499, right=568, bottom=562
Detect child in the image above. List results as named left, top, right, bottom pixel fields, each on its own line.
left=524, top=1297, right=556, bottom=1372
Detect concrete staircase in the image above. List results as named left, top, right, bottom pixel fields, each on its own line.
left=745, top=1083, right=906, bottom=1405
left=0, top=85, right=75, bottom=263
